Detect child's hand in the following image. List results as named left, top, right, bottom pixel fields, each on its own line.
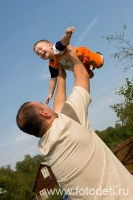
left=66, top=27, right=75, bottom=36
left=45, top=94, right=53, bottom=104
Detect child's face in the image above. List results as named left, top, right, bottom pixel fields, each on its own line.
left=34, top=42, right=54, bottom=60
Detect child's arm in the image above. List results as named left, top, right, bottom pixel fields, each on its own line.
left=45, top=77, right=57, bottom=104
left=53, top=27, right=75, bottom=56
left=61, top=27, right=75, bottom=46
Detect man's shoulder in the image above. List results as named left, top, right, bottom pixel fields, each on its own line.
left=61, top=102, right=81, bottom=124
left=66, top=86, right=92, bottom=108
left=62, top=86, right=91, bottom=128
left=72, top=86, right=91, bottom=97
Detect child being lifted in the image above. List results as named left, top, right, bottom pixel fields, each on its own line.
left=33, top=27, right=104, bottom=104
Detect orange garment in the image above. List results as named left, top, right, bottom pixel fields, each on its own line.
left=76, top=46, right=103, bottom=68
left=49, top=55, right=60, bottom=69
left=49, top=46, right=103, bottom=71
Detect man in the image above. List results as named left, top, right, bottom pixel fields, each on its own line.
left=16, top=46, right=133, bottom=199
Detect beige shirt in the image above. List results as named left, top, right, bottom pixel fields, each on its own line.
left=38, top=86, right=133, bottom=200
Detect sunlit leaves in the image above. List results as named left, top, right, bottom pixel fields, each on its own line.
left=102, top=25, right=133, bottom=71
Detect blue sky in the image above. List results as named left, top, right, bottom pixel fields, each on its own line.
left=0, top=0, right=133, bottom=169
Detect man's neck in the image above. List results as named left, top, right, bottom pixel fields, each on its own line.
left=39, top=114, right=58, bottom=137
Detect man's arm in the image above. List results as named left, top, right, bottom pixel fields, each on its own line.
left=53, top=66, right=66, bottom=112
left=63, top=46, right=91, bottom=128
left=61, top=27, right=75, bottom=46
left=67, top=46, right=90, bottom=93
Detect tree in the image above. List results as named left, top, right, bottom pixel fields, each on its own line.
left=96, top=126, right=124, bottom=149
left=15, top=154, right=45, bottom=199
left=102, top=25, right=133, bottom=71
left=110, top=78, right=133, bottom=138
left=15, top=154, right=44, bottom=173
left=48, top=186, right=63, bottom=200
left=0, top=154, right=45, bottom=200
left=0, top=165, right=19, bottom=200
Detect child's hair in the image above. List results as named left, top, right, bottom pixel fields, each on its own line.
left=33, top=39, right=51, bottom=52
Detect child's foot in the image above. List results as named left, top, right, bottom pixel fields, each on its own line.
left=96, top=52, right=104, bottom=66
left=85, top=66, right=94, bottom=78
left=90, top=65, right=95, bottom=71
left=89, top=68, right=94, bottom=78
left=96, top=51, right=102, bottom=55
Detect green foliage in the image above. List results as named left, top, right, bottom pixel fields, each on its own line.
left=48, top=187, right=63, bottom=200
left=96, top=126, right=117, bottom=149
left=96, top=78, right=133, bottom=149
left=48, top=193, right=62, bottom=200
left=0, top=154, right=44, bottom=200
left=96, top=125, right=129, bottom=149
left=102, top=25, right=133, bottom=71
left=110, top=78, right=133, bottom=137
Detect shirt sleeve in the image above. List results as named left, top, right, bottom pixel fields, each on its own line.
left=65, top=86, right=92, bottom=128
left=49, top=66, right=58, bottom=78
left=53, top=41, right=66, bottom=55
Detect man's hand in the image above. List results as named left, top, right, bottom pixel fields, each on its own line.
left=66, top=27, right=75, bottom=37
left=63, top=46, right=90, bottom=93
left=61, top=45, right=78, bottom=61
left=45, top=94, right=53, bottom=104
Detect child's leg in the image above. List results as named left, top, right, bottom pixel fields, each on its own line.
left=86, top=49, right=104, bottom=69
left=76, top=47, right=104, bottom=78
left=84, top=64, right=94, bottom=78
left=95, top=52, right=104, bottom=68
left=78, top=47, right=104, bottom=69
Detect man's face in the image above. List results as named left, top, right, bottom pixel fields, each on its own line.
left=34, top=42, right=54, bottom=60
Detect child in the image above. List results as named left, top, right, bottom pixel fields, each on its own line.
left=33, top=27, right=104, bottom=104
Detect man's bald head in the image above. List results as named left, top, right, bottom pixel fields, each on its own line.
left=16, top=102, right=46, bottom=137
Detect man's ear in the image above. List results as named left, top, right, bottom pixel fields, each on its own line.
left=40, top=110, right=51, bottom=118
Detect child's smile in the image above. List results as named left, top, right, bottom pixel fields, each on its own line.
left=34, top=42, right=54, bottom=60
